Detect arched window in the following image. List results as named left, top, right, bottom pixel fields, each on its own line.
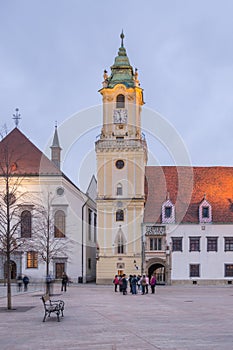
left=116, top=94, right=125, bottom=108
left=21, top=210, right=32, bottom=238
left=116, top=183, right=123, bottom=196
left=54, top=210, right=66, bottom=238
left=116, top=209, right=124, bottom=221
left=115, top=230, right=126, bottom=254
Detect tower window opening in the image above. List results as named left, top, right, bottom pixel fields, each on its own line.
left=117, top=183, right=123, bottom=196
left=116, top=209, right=124, bottom=221
left=116, top=94, right=125, bottom=108
left=115, top=231, right=126, bottom=254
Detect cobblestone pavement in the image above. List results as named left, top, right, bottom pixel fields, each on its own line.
left=0, top=283, right=233, bottom=350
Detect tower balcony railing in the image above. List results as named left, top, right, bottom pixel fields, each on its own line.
left=95, top=137, right=147, bottom=151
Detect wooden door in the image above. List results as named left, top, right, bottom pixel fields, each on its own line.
left=55, top=263, right=65, bottom=279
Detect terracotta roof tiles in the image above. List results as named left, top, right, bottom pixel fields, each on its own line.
left=144, top=166, right=233, bottom=224
left=0, top=128, right=61, bottom=176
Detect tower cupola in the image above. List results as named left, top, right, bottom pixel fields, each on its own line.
left=104, top=31, right=137, bottom=89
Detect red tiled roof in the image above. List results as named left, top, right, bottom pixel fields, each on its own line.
left=144, top=166, right=233, bottom=224
left=0, top=128, right=61, bottom=176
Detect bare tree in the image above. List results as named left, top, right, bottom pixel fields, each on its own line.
left=30, top=191, right=71, bottom=294
left=0, top=136, right=29, bottom=309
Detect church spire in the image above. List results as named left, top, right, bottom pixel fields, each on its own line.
left=50, top=123, right=62, bottom=169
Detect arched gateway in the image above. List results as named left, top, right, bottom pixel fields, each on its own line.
left=146, top=258, right=171, bottom=285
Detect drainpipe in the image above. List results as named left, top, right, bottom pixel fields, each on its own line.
left=141, top=223, right=144, bottom=274
left=81, top=200, right=88, bottom=283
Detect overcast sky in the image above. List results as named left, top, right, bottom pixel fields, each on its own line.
left=1, top=1, right=233, bottom=191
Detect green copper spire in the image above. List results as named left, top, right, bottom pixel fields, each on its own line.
left=106, top=32, right=135, bottom=88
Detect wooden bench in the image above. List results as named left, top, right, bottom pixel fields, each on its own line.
left=41, top=294, right=65, bottom=322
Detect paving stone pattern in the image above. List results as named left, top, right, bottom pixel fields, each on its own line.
left=0, top=283, right=233, bottom=350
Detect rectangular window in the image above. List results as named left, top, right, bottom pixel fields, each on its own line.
left=88, top=258, right=91, bottom=270
left=202, top=206, right=209, bottom=218
left=88, top=209, right=92, bottom=241
left=94, top=213, right=97, bottom=243
left=117, top=185, right=122, bottom=195
left=207, top=237, right=218, bottom=252
left=190, top=264, right=200, bottom=277
left=189, top=237, right=200, bottom=252
left=225, top=264, right=233, bottom=277
left=27, top=251, right=38, bottom=268
left=172, top=237, right=183, bottom=252
left=225, top=237, right=233, bottom=251
left=149, top=238, right=162, bottom=251
left=165, top=206, right=172, bottom=218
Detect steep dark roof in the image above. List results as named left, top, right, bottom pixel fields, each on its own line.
left=0, top=128, right=61, bottom=176
left=144, top=166, right=233, bottom=224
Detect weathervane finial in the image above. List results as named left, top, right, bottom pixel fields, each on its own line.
left=13, top=108, right=21, bottom=127
left=120, top=30, right=124, bottom=47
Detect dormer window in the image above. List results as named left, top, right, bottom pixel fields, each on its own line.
left=199, top=196, right=212, bottom=223
left=116, top=94, right=125, bottom=108
left=202, top=206, right=209, bottom=218
left=165, top=206, right=172, bottom=218
left=162, top=199, right=175, bottom=224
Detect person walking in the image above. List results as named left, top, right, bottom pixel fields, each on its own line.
left=23, top=275, right=29, bottom=291
left=150, top=274, right=156, bottom=294
left=17, top=275, right=23, bottom=292
left=61, top=272, right=69, bottom=292
left=113, top=275, right=119, bottom=292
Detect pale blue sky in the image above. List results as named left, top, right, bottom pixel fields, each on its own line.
left=1, top=1, right=233, bottom=190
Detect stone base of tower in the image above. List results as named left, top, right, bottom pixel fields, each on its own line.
left=96, top=256, right=142, bottom=285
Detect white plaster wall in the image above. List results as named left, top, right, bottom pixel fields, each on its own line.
left=3, top=175, right=95, bottom=283
left=167, top=224, right=233, bottom=281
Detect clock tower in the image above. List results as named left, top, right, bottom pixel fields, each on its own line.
left=95, top=33, right=148, bottom=283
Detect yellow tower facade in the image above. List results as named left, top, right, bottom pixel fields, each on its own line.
left=95, top=33, right=147, bottom=283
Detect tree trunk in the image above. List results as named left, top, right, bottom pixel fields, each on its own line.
left=6, top=254, right=12, bottom=309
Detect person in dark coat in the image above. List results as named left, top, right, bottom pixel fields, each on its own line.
left=131, top=275, right=138, bottom=295
left=23, top=275, right=29, bottom=291
left=61, top=272, right=69, bottom=292
left=121, top=274, right=128, bottom=295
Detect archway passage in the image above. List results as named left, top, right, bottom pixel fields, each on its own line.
left=148, top=263, right=166, bottom=285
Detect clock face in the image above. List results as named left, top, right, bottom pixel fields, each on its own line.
left=115, top=159, right=125, bottom=169
left=113, top=109, right=127, bottom=124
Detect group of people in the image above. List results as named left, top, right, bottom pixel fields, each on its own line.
left=45, top=272, right=69, bottom=294
left=16, top=272, right=69, bottom=294
left=113, top=274, right=157, bottom=295
left=16, top=275, right=29, bottom=292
